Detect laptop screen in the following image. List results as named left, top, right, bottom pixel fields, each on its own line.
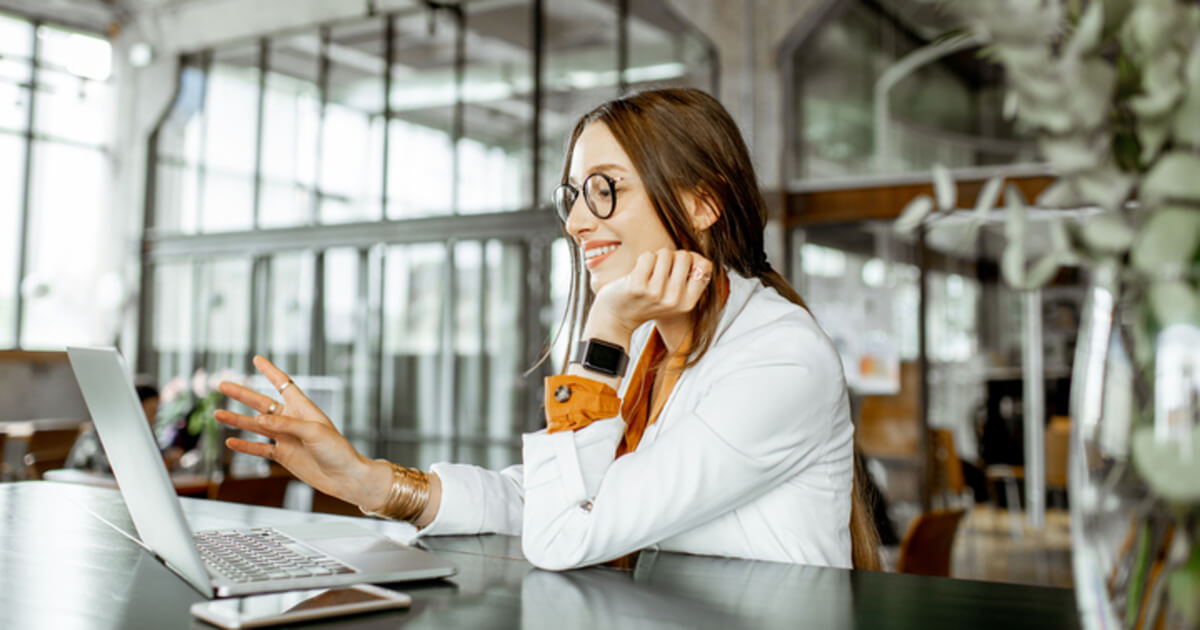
left=67, top=346, right=213, bottom=595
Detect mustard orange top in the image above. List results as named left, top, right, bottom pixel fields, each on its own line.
left=544, top=276, right=728, bottom=457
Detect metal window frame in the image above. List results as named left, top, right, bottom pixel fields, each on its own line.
left=138, top=1, right=717, bottom=458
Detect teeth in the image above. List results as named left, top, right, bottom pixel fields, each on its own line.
left=585, top=244, right=617, bottom=260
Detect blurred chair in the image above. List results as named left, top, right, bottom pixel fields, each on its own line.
left=207, top=475, right=291, bottom=508
left=22, top=424, right=84, bottom=479
left=1045, top=416, right=1071, bottom=510
left=928, top=428, right=968, bottom=509
left=896, top=509, right=967, bottom=577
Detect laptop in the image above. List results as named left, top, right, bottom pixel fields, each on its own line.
left=66, top=346, right=456, bottom=598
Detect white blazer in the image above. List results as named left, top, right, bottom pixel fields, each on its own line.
left=417, top=270, right=855, bottom=571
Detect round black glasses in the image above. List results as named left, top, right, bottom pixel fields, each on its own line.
left=551, top=173, right=624, bottom=223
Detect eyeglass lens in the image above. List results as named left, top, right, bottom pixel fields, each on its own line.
left=553, top=173, right=615, bottom=223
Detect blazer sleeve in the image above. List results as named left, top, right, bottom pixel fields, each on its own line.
left=519, top=352, right=844, bottom=570
left=416, top=462, right=525, bottom=537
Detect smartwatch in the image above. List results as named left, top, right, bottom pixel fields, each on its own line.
left=572, top=338, right=630, bottom=378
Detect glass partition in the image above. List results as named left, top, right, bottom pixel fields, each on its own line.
left=144, top=1, right=716, bottom=467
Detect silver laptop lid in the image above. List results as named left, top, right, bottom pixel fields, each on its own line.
left=67, top=346, right=213, bottom=595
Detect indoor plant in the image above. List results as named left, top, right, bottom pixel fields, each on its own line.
left=895, top=1, right=1200, bottom=628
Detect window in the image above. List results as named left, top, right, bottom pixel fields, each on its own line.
left=143, top=2, right=716, bottom=468
left=787, top=1, right=1030, bottom=181
left=0, top=14, right=115, bottom=351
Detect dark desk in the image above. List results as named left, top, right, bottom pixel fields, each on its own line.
left=0, top=481, right=1081, bottom=629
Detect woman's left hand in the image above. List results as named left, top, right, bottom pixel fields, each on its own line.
left=588, top=248, right=713, bottom=337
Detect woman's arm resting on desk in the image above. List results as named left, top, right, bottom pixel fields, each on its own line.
left=214, top=355, right=442, bottom=527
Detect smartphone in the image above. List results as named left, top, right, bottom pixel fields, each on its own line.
left=189, top=584, right=411, bottom=629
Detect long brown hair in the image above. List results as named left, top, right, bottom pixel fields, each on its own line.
left=557, top=88, right=880, bottom=570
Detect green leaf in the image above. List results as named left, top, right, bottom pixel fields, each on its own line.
left=1129, top=50, right=1184, bottom=119
left=1138, top=118, right=1170, bottom=164
left=1003, top=184, right=1028, bottom=242
left=895, top=195, right=935, bottom=234
left=1025, top=252, right=1062, bottom=288
left=1065, top=0, right=1104, bottom=58
left=1077, top=167, right=1134, bottom=212
left=1131, top=206, right=1200, bottom=274
left=1173, top=40, right=1200, bottom=145
left=1124, top=2, right=1174, bottom=60
left=1002, top=243, right=1027, bottom=287
left=1081, top=212, right=1136, bottom=253
left=974, top=176, right=1003, bottom=217
left=1143, top=152, right=1200, bottom=203
left=1037, top=180, right=1083, bottom=208
left=933, top=164, right=956, bottom=211
left=1167, top=544, right=1200, bottom=627
left=1132, top=425, right=1200, bottom=502
left=1148, top=280, right=1200, bottom=326
left=1039, top=135, right=1104, bottom=173
left=1072, top=60, right=1118, bottom=129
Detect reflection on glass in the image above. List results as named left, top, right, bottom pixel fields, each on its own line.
left=21, top=142, right=110, bottom=349
left=484, top=240, right=524, bottom=467
left=0, top=13, right=32, bottom=59
left=155, top=63, right=206, bottom=233
left=626, top=3, right=714, bottom=92
left=320, top=22, right=385, bottom=224
left=323, top=247, right=361, bottom=438
left=790, top=2, right=1024, bottom=180
left=458, top=0, right=534, bottom=214
left=549, top=238, right=575, bottom=370
left=198, top=258, right=252, bottom=372
left=34, top=69, right=113, bottom=146
left=260, top=33, right=320, bottom=228
left=540, top=0, right=619, bottom=187
left=35, top=25, right=111, bottom=81
left=0, top=133, right=23, bottom=347
left=153, top=261, right=195, bottom=386
left=382, top=243, right=447, bottom=452
left=386, top=10, right=456, bottom=219
left=201, top=47, right=260, bottom=233
left=269, top=252, right=315, bottom=375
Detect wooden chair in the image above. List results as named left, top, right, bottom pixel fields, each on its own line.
left=896, top=509, right=967, bottom=577
left=207, top=475, right=291, bottom=508
left=928, top=428, right=967, bottom=508
left=22, top=425, right=83, bottom=479
left=1045, top=417, right=1071, bottom=509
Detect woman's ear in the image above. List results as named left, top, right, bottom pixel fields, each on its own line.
left=684, top=190, right=721, bottom=232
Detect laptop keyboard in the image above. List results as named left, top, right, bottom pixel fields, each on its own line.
left=195, top=528, right=356, bottom=583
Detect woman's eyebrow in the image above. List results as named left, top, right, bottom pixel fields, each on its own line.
left=569, top=163, right=629, bottom=185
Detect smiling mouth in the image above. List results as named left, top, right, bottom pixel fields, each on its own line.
left=584, top=244, right=619, bottom=268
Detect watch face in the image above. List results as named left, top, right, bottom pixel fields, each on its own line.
left=586, top=341, right=624, bottom=371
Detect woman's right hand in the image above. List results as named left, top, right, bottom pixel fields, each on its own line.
left=215, top=356, right=391, bottom=512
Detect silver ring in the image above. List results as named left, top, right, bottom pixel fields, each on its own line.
left=277, top=380, right=294, bottom=394
left=267, top=402, right=279, bottom=415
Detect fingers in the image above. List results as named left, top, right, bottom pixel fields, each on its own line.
left=680, top=253, right=714, bottom=309
left=252, top=356, right=331, bottom=424
left=214, top=409, right=319, bottom=443
left=646, top=248, right=673, bottom=296
left=225, top=436, right=274, bottom=459
left=662, top=250, right=693, bottom=308
left=218, top=381, right=280, bottom=415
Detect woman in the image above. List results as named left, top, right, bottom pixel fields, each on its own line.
left=216, top=88, right=880, bottom=571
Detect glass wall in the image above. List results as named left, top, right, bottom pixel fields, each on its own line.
left=143, top=1, right=716, bottom=467
left=788, top=1, right=1031, bottom=182
left=0, top=13, right=116, bottom=350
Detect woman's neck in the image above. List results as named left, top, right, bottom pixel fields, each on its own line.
left=654, top=313, right=693, bottom=354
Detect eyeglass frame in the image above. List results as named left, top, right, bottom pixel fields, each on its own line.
left=552, top=173, right=626, bottom=223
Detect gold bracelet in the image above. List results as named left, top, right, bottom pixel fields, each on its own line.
left=359, top=461, right=430, bottom=523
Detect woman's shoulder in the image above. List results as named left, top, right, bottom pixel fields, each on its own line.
left=711, top=277, right=843, bottom=372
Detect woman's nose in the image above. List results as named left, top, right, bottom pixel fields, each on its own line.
left=564, top=196, right=595, bottom=237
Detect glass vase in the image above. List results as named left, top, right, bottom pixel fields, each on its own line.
left=1070, top=264, right=1200, bottom=630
